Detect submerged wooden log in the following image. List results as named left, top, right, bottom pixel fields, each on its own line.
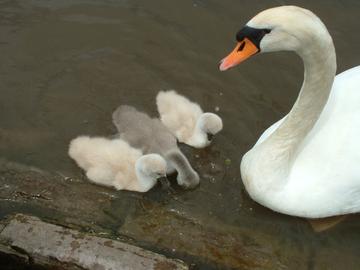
left=0, top=214, right=188, bottom=270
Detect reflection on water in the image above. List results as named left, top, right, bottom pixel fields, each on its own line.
left=0, top=0, right=360, bottom=269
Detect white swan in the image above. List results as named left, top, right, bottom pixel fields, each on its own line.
left=220, top=6, right=360, bottom=218
left=68, top=136, right=167, bottom=192
left=156, top=90, right=223, bottom=148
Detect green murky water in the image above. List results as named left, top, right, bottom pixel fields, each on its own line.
left=1, top=0, right=360, bottom=269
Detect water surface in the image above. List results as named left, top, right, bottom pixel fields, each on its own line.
left=0, top=0, right=360, bottom=269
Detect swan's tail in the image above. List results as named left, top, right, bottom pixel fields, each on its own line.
left=112, top=105, right=139, bottom=132
left=112, top=105, right=137, bottom=123
left=68, top=136, right=93, bottom=169
left=156, top=90, right=179, bottom=115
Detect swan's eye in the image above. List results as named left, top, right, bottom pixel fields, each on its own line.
left=237, top=41, right=246, bottom=52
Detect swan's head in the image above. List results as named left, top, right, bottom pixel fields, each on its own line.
left=166, top=150, right=200, bottom=189
left=198, top=113, right=223, bottom=142
left=220, top=6, right=331, bottom=71
left=136, top=154, right=167, bottom=180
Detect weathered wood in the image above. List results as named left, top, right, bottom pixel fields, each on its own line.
left=0, top=214, right=188, bottom=270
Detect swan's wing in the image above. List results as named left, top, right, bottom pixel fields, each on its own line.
left=112, top=105, right=151, bottom=134
left=112, top=105, right=176, bottom=154
left=112, top=105, right=154, bottom=150
left=285, top=66, right=360, bottom=216
left=148, top=118, right=178, bottom=154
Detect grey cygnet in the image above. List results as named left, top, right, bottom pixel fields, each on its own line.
left=112, top=105, right=200, bottom=189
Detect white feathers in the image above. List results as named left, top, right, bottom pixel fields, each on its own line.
left=69, top=91, right=220, bottom=191
left=237, top=6, right=360, bottom=218
left=68, top=136, right=167, bottom=192
left=156, top=90, right=223, bottom=148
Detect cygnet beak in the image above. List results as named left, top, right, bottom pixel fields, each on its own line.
left=207, top=133, right=214, bottom=141
left=180, top=176, right=200, bottom=190
left=158, top=176, right=170, bottom=190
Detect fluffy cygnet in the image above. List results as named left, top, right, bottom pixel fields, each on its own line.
left=156, top=90, right=223, bottom=148
left=68, top=136, right=167, bottom=192
left=112, top=105, right=200, bottom=189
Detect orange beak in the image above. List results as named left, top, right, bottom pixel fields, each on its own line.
left=219, top=38, right=259, bottom=71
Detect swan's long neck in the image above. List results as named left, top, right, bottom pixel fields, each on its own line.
left=187, top=119, right=208, bottom=148
left=252, top=28, right=336, bottom=184
left=165, top=149, right=197, bottom=181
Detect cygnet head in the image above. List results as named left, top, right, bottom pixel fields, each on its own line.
left=220, top=6, right=331, bottom=71
left=198, top=113, right=223, bottom=142
left=165, top=150, right=200, bottom=189
left=136, top=154, right=167, bottom=181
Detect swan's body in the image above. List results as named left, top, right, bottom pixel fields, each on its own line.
left=244, top=66, right=360, bottom=218
left=156, top=90, right=223, bottom=148
left=68, top=136, right=167, bottom=192
left=221, top=6, right=360, bottom=218
left=112, top=105, right=200, bottom=189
